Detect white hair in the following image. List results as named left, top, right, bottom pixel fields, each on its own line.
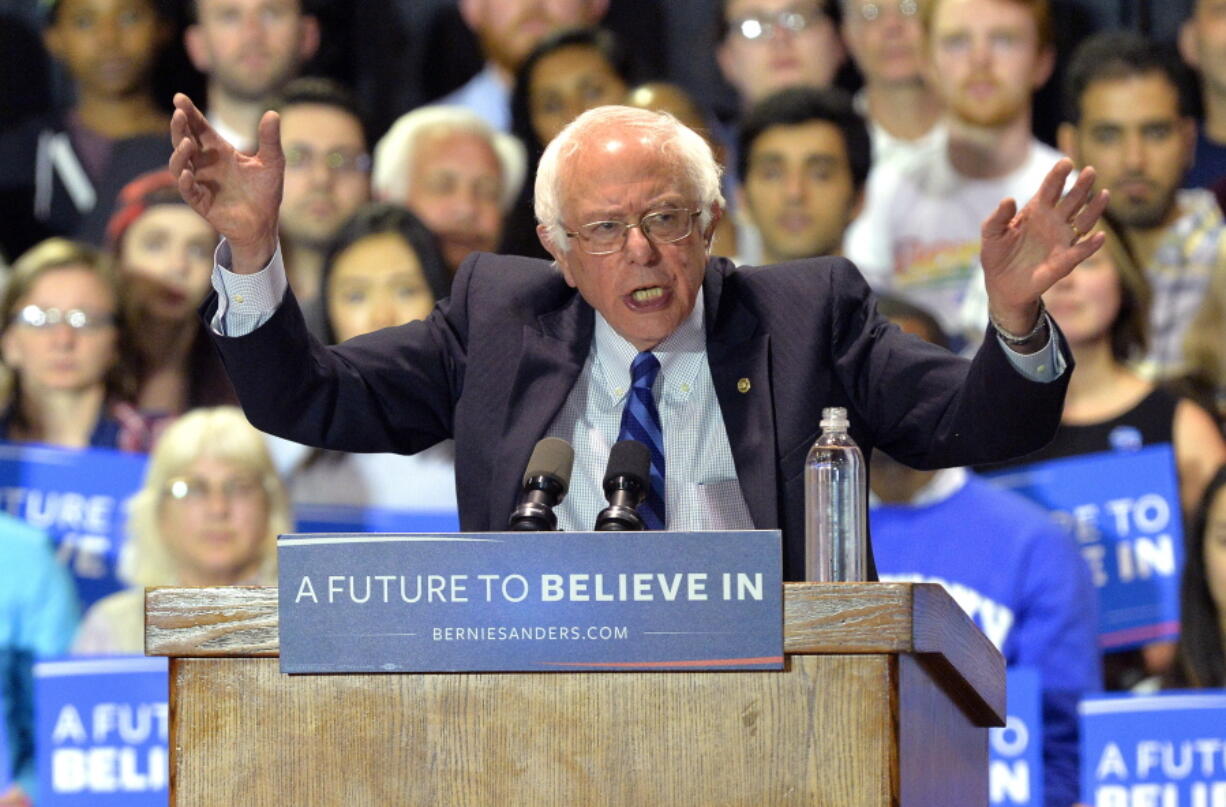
left=534, top=105, right=725, bottom=254
left=372, top=105, right=527, bottom=212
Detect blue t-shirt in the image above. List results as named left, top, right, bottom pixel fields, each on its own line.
left=871, top=471, right=1100, bottom=807
left=1, top=513, right=80, bottom=797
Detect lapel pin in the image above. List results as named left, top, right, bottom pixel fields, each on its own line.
left=737, top=378, right=751, bottom=394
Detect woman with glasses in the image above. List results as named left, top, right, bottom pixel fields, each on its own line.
left=0, top=237, right=155, bottom=450
left=108, top=170, right=236, bottom=416
left=73, top=406, right=292, bottom=654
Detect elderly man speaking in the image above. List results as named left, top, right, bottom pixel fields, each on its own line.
left=169, top=92, right=1106, bottom=580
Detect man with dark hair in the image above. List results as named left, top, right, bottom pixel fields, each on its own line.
left=1058, top=30, right=1226, bottom=378
left=272, top=77, right=371, bottom=317
left=713, top=0, right=850, bottom=263
left=184, top=0, right=319, bottom=152
left=737, top=87, right=870, bottom=262
left=846, top=0, right=1062, bottom=344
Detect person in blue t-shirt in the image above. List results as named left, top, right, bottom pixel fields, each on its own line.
left=870, top=295, right=1101, bottom=807
left=0, top=514, right=80, bottom=806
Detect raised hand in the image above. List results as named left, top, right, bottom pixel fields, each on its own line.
left=168, top=93, right=284, bottom=273
left=979, top=158, right=1109, bottom=335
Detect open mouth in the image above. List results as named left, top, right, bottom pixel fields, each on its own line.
left=626, top=286, right=670, bottom=311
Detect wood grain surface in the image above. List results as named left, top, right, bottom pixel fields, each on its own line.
left=171, top=654, right=904, bottom=806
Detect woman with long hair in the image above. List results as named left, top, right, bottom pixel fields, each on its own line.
left=107, top=170, right=235, bottom=414
left=987, top=219, right=1225, bottom=514
left=0, top=238, right=155, bottom=450
left=318, top=203, right=451, bottom=344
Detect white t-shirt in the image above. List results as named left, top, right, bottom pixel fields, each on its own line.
left=846, top=137, right=1063, bottom=338
left=843, top=119, right=947, bottom=289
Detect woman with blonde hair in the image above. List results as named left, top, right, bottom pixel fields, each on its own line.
left=73, top=406, right=292, bottom=654
left=0, top=237, right=155, bottom=450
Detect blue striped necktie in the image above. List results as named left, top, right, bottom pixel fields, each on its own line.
left=618, top=351, right=666, bottom=529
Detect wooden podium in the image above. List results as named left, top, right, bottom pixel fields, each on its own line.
left=145, top=582, right=1004, bottom=806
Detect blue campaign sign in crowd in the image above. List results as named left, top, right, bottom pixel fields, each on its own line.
left=292, top=503, right=460, bottom=536
left=991, top=667, right=1045, bottom=807
left=1081, top=691, right=1226, bottom=806
left=34, top=656, right=169, bottom=807
left=981, top=444, right=1184, bottom=649
left=0, top=444, right=148, bottom=610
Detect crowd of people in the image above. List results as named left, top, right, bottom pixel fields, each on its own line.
left=1, top=0, right=1226, bottom=806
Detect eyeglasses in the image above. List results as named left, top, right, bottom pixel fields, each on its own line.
left=732, top=5, right=828, bottom=41
left=564, top=209, right=703, bottom=255
left=856, top=0, right=918, bottom=22
left=284, top=145, right=372, bottom=175
left=164, top=475, right=265, bottom=504
left=11, top=305, right=115, bottom=330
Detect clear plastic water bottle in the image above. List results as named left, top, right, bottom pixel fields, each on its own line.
left=804, top=407, right=867, bottom=582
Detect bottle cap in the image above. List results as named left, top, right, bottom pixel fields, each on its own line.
left=820, top=406, right=849, bottom=432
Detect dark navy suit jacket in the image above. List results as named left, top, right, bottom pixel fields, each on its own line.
left=206, top=253, right=1071, bottom=580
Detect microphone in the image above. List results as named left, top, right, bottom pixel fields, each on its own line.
left=594, top=440, right=651, bottom=531
left=507, top=437, right=574, bottom=531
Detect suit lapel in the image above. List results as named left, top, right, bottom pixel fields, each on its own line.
left=703, top=263, right=779, bottom=530
left=488, top=294, right=593, bottom=529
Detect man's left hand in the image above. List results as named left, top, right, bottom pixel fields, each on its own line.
left=980, top=158, right=1109, bottom=335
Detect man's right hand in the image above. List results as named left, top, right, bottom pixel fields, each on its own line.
left=169, top=93, right=284, bottom=274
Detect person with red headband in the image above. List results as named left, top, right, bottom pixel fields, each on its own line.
left=106, top=170, right=236, bottom=415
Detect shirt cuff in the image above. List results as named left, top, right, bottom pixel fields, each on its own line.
left=209, top=238, right=288, bottom=336
left=997, top=314, right=1066, bottom=383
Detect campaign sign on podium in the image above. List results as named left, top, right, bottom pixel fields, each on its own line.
left=1080, top=691, right=1226, bottom=806
left=980, top=444, right=1183, bottom=649
left=34, top=656, right=168, bottom=806
left=278, top=530, right=784, bottom=673
left=0, top=444, right=148, bottom=609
